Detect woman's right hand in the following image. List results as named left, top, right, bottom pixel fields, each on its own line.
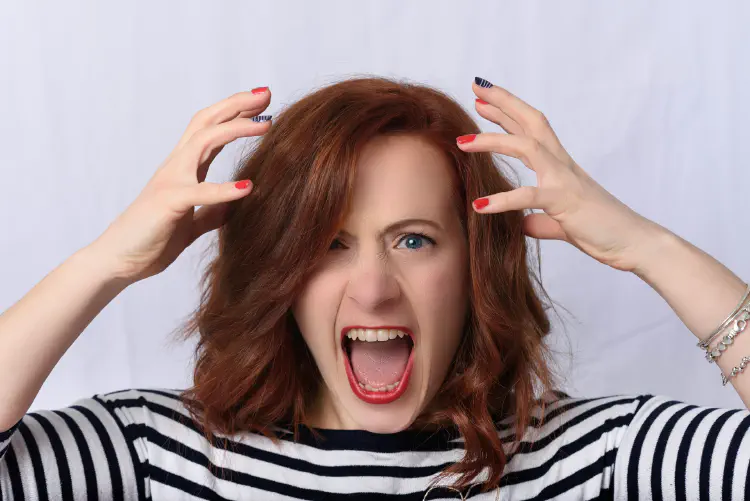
left=89, top=88, right=272, bottom=285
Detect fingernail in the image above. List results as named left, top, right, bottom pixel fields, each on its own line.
left=476, top=98, right=489, bottom=105
left=251, top=115, right=272, bottom=122
left=251, top=86, right=269, bottom=94
left=473, top=198, right=490, bottom=210
left=456, top=134, right=476, bottom=144
left=474, top=77, right=493, bottom=88
left=235, top=180, right=252, bottom=190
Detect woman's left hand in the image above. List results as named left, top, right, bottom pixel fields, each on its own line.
left=458, top=77, right=668, bottom=273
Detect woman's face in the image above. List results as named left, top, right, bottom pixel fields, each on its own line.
left=291, top=134, right=470, bottom=433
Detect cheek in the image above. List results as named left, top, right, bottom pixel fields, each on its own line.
left=411, top=255, right=470, bottom=371
left=415, top=253, right=470, bottom=317
left=291, top=272, right=344, bottom=353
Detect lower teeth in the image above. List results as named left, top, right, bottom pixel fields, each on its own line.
left=358, top=381, right=399, bottom=392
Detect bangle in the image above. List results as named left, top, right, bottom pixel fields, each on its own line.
left=698, top=283, right=750, bottom=350
left=721, top=355, right=750, bottom=386
left=705, top=307, right=750, bottom=363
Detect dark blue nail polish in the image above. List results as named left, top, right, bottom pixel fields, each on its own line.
left=475, top=77, right=493, bottom=88
left=251, top=115, right=272, bottom=122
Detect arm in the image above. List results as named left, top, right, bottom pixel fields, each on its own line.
left=0, top=89, right=270, bottom=431
left=0, top=244, right=129, bottom=431
left=461, top=79, right=750, bottom=498
left=462, top=80, right=750, bottom=407
left=631, top=225, right=750, bottom=407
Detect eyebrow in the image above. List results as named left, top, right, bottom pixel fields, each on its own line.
left=337, top=218, right=444, bottom=240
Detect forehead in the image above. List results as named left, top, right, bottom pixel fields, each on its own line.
left=347, top=134, right=456, bottom=222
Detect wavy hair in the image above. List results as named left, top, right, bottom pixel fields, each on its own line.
left=173, top=76, right=566, bottom=491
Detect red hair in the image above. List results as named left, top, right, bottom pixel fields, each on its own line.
left=173, top=76, right=564, bottom=491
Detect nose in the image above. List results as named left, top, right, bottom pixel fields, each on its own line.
left=346, top=251, right=401, bottom=310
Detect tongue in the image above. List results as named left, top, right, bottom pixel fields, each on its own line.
left=349, top=337, right=411, bottom=387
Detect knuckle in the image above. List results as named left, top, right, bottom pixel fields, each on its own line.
left=530, top=111, right=551, bottom=135
left=191, top=107, right=213, bottom=125
left=186, top=128, right=214, bottom=158
left=520, top=137, right=542, bottom=161
left=534, top=109, right=549, bottom=125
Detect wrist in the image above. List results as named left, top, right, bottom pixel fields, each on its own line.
left=629, top=221, right=683, bottom=282
left=72, top=243, right=136, bottom=291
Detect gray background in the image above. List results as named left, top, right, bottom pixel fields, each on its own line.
left=1, top=0, right=748, bottom=412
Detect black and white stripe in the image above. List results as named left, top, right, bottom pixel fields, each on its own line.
left=0, top=396, right=143, bottom=500
left=2, top=389, right=749, bottom=500
left=474, top=77, right=493, bottom=88
left=614, top=396, right=750, bottom=500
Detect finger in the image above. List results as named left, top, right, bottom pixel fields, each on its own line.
left=522, top=212, right=568, bottom=241
left=473, top=186, right=549, bottom=214
left=457, top=133, right=559, bottom=174
left=171, top=179, right=253, bottom=215
left=176, top=88, right=272, bottom=150
left=472, top=79, right=569, bottom=161
left=472, top=186, right=565, bottom=216
left=183, top=118, right=272, bottom=176
left=195, top=115, right=273, bottom=183
left=190, top=202, right=230, bottom=244
left=474, top=98, right=523, bottom=135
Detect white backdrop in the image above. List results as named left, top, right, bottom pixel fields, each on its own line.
left=1, top=1, right=749, bottom=413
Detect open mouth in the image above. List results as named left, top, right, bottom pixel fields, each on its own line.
left=341, top=327, right=415, bottom=405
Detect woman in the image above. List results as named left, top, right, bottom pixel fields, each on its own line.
left=0, top=76, right=748, bottom=500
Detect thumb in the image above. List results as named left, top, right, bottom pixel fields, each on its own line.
left=522, top=212, right=568, bottom=241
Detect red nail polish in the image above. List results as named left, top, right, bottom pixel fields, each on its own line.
left=235, top=180, right=251, bottom=189
left=473, top=198, right=489, bottom=210
left=476, top=99, right=489, bottom=105
left=456, top=134, right=476, bottom=144
left=251, top=86, right=269, bottom=94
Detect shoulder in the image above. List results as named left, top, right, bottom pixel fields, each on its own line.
left=92, top=387, right=191, bottom=419
left=497, top=390, right=650, bottom=438
left=94, top=387, right=188, bottom=410
left=495, top=391, right=653, bottom=464
left=610, top=392, right=750, bottom=456
left=526, top=391, right=737, bottom=439
left=519, top=391, right=750, bottom=469
left=75, top=387, right=197, bottom=438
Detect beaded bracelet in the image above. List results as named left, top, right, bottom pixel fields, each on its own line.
left=698, top=283, right=750, bottom=349
left=721, top=356, right=750, bottom=386
left=705, top=306, right=750, bottom=363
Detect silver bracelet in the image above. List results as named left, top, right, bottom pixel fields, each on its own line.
left=705, top=307, right=750, bottom=363
left=721, top=356, right=750, bottom=386
left=698, top=283, right=750, bottom=350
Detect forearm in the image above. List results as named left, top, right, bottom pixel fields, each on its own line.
left=632, top=224, right=750, bottom=407
left=0, top=245, right=130, bottom=430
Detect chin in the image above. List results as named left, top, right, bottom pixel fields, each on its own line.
left=339, top=382, right=426, bottom=433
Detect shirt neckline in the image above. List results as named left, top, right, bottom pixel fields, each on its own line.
left=277, top=424, right=465, bottom=453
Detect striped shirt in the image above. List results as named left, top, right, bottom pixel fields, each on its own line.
left=1, top=388, right=749, bottom=500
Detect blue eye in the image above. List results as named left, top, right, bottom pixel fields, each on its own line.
left=396, top=232, right=435, bottom=251
left=328, top=233, right=435, bottom=251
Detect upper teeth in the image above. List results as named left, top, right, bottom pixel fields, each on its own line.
left=346, top=329, right=407, bottom=342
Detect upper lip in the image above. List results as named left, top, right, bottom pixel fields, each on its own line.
left=340, top=325, right=415, bottom=344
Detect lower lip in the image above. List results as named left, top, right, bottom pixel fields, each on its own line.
left=343, top=343, right=414, bottom=404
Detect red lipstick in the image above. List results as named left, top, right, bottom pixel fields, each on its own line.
left=340, top=326, right=415, bottom=405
